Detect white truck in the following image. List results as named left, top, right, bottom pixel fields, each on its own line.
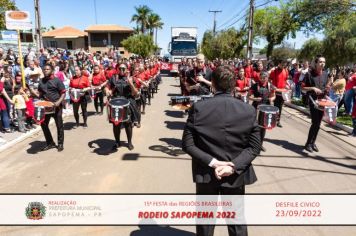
left=168, top=27, right=198, bottom=74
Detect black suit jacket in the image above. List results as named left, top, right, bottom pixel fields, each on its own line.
left=182, top=92, right=261, bottom=188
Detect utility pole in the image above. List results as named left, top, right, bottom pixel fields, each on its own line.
left=94, top=0, right=98, bottom=24
left=209, top=10, right=222, bottom=36
left=34, top=0, right=43, bottom=50
left=247, top=0, right=254, bottom=59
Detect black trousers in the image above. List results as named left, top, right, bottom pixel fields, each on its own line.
left=94, top=91, right=104, bottom=113
left=113, top=122, right=132, bottom=145
left=41, top=106, right=64, bottom=145
left=260, top=128, right=266, bottom=146
left=274, top=95, right=284, bottom=122
left=196, top=183, right=247, bottom=236
left=73, top=96, right=88, bottom=124
left=306, top=99, right=324, bottom=145
left=142, top=89, right=150, bottom=105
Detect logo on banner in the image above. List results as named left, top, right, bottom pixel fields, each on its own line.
left=25, top=202, right=46, bottom=220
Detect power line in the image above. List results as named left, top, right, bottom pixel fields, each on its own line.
left=217, top=2, right=249, bottom=30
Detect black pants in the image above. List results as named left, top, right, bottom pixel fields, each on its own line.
left=274, top=95, right=284, bottom=123
left=260, top=128, right=266, bottom=146
left=41, top=106, right=64, bottom=145
left=196, top=183, right=247, bottom=236
left=94, top=91, right=104, bottom=113
left=73, top=97, right=88, bottom=125
left=113, top=122, right=132, bottom=145
left=142, top=89, right=150, bottom=105
left=306, top=99, right=324, bottom=145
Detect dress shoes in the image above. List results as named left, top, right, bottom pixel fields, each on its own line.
left=311, top=144, right=319, bottom=152
left=41, top=142, right=56, bottom=151
left=304, top=144, right=313, bottom=153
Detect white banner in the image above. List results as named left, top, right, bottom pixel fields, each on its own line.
left=5, top=11, right=32, bottom=30
left=0, top=195, right=355, bottom=225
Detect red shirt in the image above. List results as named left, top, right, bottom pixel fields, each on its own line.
left=25, top=98, right=34, bottom=118
left=138, top=72, right=146, bottom=82
left=70, top=75, right=90, bottom=89
left=244, top=65, right=253, bottom=79
left=133, top=76, right=142, bottom=89
left=270, top=68, right=289, bottom=89
left=92, top=72, right=106, bottom=86
left=105, top=68, right=117, bottom=80
left=345, top=74, right=356, bottom=91
left=251, top=70, right=261, bottom=83
left=144, top=70, right=151, bottom=81
left=150, top=68, right=157, bottom=77
left=236, top=77, right=250, bottom=91
left=0, top=82, right=6, bottom=110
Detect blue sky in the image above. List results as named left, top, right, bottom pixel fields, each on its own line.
left=14, top=0, right=323, bottom=54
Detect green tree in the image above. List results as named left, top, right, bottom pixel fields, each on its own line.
left=147, top=13, right=164, bottom=45
left=201, top=28, right=247, bottom=60
left=0, top=0, right=17, bottom=30
left=298, top=38, right=323, bottom=62
left=130, top=5, right=152, bottom=34
left=41, top=25, right=56, bottom=33
left=122, top=34, right=155, bottom=58
left=271, top=43, right=298, bottom=63
left=253, top=5, right=299, bottom=60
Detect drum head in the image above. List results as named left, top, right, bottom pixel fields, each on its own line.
left=35, top=101, right=53, bottom=107
left=258, top=105, right=279, bottom=113
left=110, top=98, right=130, bottom=106
left=317, top=99, right=336, bottom=107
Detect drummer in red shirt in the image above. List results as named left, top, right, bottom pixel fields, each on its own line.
left=132, top=66, right=146, bottom=115
left=269, top=60, right=289, bottom=127
left=105, top=60, right=117, bottom=80
left=138, top=65, right=150, bottom=106
left=251, top=62, right=264, bottom=84
left=235, top=67, right=251, bottom=103
left=70, top=66, right=91, bottom=128
left=244, top=59, right=254, bottom=80
left=90, top=65, right=107, bottom=115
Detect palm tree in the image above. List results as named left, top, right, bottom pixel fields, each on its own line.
left=147, top=13, right=164, bottom=45
left=131, top=5, right=152, bottom=34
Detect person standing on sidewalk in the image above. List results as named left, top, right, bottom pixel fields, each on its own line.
left=302, top=55, right=331, bottom=152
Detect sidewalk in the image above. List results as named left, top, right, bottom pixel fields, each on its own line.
left=0, top=109, right=73, bottom=153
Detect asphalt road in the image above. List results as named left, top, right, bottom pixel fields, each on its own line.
left=0, top=76, right=355, bottom=236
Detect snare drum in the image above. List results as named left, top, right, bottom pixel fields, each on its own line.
left=200, top=94, right=213, bottom=101
left=169, top=96, right=191, bottom=110
left=257, top=105, right=279, bottom=130
left=34, top=100, right=55, bottom=124
left=89, top=86, right=102, bottom=99
left=316, top=99, right=337, bottom=124
left=236, top=92, right=249, bottom=103
left=276, top=89, right=292, bottom=102
left=107, top=98, right=130, bottom=126
left=70, top=88, right=84, bottom=103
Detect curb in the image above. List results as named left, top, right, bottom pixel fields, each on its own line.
left=285, top=102, right=353, bottom=133
left=0, top=113, right=73, bottom=153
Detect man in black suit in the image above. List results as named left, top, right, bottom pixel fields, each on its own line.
left=182, top=65, right=261, bottom=236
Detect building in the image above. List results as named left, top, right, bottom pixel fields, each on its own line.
left=42, top=26, right=87, bottom=50
left=85, top=24, right=133, bottom=57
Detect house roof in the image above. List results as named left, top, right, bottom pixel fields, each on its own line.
left=85, top=24, right=133, bottom=32
left=42, top=26, right=87, bottom=38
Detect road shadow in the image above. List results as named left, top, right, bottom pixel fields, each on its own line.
left=159, top=138, right=182, bottom=148
left=167, top=93, right=182, bottom=96
left=130, top=225, right=194, bottom=236
left=264, top=138, right=309, bottom=157
left=149, top=145, right=185, bottom=156
left=164, top=121, right=185, bottom=130
left=87, top=111, right=97, bottom=117
left=122, top=153, right=140, bottom=161
left=26, top=141, right=47, bottom=154
left=312, top=155, right=356, bottom=171
left=63, top=122, right=78, bottom=131
left=164, top=110, right=184, bottom=118
left=88, top=139, right=118, bottom=156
